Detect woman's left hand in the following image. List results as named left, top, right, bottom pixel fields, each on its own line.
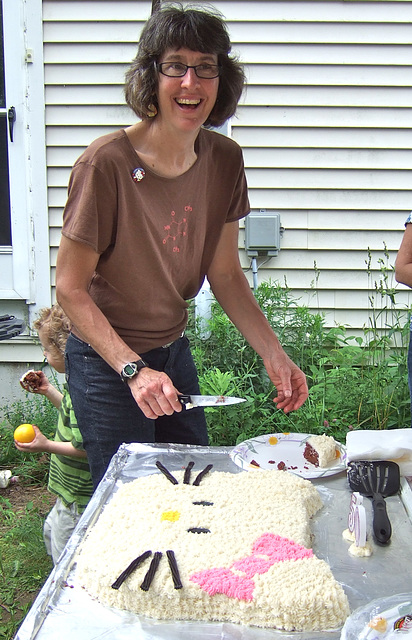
left=264, top=352, right=309, bottom=414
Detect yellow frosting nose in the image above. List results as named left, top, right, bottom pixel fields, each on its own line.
left=161, top=510, right=180, bottom=522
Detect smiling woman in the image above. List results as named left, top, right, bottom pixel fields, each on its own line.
left=124, top=2, right=245, bottom=127
left=55, top=2, right=308, bottom=490
left=148, top=47, right=220, bottom=139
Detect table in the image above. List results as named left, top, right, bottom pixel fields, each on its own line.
left=15, top=443, right=412, bottom=640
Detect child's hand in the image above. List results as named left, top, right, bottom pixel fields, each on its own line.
left=20, top=370, right=50, bottom=395
left=14, top=424, right=50, bottom=453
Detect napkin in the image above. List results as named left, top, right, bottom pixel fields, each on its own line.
left=346, top=429, right=412, bottom=476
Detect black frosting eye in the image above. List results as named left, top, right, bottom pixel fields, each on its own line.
left=189, top=500, right=213, bottom=533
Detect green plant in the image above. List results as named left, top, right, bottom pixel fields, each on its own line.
left=0, top=394, right=58, bottom=484
left=0, top=495, right=53, bottom=640
left=189, top=272, right=410, bottom=446
left=1, top=394, right=58, bottom=436
left=197, top=367, right=276, bottom=445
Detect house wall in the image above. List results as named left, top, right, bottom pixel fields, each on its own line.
left=2, top=0, right=411, bottom=412
left=42, top=0, right=412, bottom=337
left=229, top=0, right=412, bottom=333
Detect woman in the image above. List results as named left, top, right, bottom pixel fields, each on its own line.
left=56, top=2, right=308, bottom=488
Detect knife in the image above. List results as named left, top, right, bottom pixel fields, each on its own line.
left=178, top=394, right=246, bottom=410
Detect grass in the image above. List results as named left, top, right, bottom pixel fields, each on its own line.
left=0, top=491, right=54, bottom=640
left=0, top=257, right=410, bottom=638
left=0, top=393, right=58, bottom=639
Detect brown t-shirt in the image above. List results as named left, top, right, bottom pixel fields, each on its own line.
left=62, top=128, right=250, bottom=353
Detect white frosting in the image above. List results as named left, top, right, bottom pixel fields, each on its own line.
left=76, top=468, right=350, bottom=631
left=342, top=528, right=373, bottom=557
left=342, top=527, right=356, bottom=543
left=307, top=434, right=337, bottom=467
left=348, top=540, right=373, bottom=557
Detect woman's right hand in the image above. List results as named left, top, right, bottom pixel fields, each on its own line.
left=128, top=367, right=183, bottom=418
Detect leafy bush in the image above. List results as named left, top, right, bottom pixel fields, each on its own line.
left=1, top=269, right=410, bottom=460
left=187, top=277, right=410, bottom=445
left=0, top=395, right=58, bottom=484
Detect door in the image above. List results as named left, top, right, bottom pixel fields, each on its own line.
left=0, top=0, right=12, bottom=260
left=0, top=0, right=49, bottom=314
left=0, top=0, right=30, bottom=300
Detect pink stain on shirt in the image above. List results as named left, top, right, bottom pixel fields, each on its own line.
left=190, top=533, right=313, bottom=601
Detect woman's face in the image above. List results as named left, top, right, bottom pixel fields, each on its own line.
left=155, top=47, right=219, bottom=133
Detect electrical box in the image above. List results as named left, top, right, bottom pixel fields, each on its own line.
left=244, top=210, right=281, bottom=256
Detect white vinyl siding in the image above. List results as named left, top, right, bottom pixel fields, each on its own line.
left=42, top=0, right=412, bottom=332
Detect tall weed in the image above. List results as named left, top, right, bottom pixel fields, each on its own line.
left=189, top=276, right=410, bottom=445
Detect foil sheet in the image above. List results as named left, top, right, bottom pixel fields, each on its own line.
left=15, top=442, right=412, bottom=640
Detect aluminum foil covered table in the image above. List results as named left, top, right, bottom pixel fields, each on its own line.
left=15, top=443, right=412, bottom=640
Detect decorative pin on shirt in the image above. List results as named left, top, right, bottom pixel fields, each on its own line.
left=132, top=167, right=145, bottom=183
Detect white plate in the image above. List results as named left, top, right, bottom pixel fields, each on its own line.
left=341, top=593, right=412, bottom=639
left=230, top=432, right=346, bottom=479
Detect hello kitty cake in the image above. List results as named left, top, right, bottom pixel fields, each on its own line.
left=75, top=463, right=350, bottom=631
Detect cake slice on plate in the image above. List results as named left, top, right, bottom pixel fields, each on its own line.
left=303, top=434, right=338, bottom=468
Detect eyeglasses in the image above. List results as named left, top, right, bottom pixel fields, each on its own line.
left=157, top=62, right=221, bottom=79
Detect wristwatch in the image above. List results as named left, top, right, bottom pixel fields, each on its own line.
left=120, top=359, right=148, bottom=382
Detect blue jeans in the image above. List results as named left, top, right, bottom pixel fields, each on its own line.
left=65, top=333, right=208, bottom=488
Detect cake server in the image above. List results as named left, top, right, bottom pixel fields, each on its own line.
left=347, top=460, right=400, bottom=544
left=178, top=394, right=246, bottom=409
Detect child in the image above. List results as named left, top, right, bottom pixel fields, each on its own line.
left=15, top=303, right=93, bottom=564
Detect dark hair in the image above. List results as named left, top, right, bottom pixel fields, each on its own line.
left=124, top=2, right=245, bottom=128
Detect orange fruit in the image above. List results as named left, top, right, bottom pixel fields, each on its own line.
left=14, top=423, right=36, bottom=443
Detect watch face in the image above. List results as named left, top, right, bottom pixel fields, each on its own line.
left=121, top=360, right=148, bottom=381
left=123, top=363, right=137, bottom=377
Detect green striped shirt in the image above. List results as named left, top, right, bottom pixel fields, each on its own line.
left=48, top=385, right=93, bottom=512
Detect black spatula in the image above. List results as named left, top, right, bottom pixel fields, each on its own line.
left=347, top=460, right=400, bottom=544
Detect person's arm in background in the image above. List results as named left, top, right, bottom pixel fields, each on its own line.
left=395, top=223, right=412, bottom=288
left=55, top=236, right=182, bottom=418
left=207, top=220, right=308, bottom=413
left=14, top=424, right=87, bottom=458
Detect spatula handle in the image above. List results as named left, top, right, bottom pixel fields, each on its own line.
left=372, top=495, right=392, bottom=544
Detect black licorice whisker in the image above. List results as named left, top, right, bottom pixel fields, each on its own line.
left=183, top=461, right=194, bottom=484
left=140, top=551, right=162, bottom=591
left=166, top=549, right=183, bottom=589
left=193, top=464, right=213, bottom=486
left=156, top=461, right=178, bottom=485
left=111, top=550, right=152, bottom=589
left=187, top=527, right=211, bottom=534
